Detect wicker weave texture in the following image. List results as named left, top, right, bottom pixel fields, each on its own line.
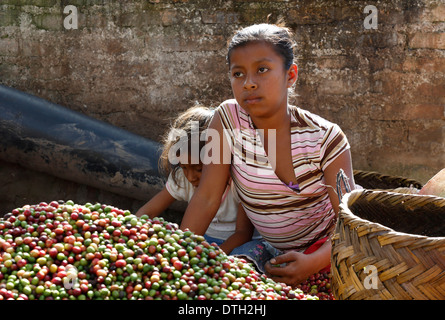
left=331, top=189, right=445, bottom=300
left=353, top=170, right=423, bottom=190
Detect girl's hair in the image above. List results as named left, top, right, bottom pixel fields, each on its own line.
left=227, top=23, right=296, bottom=70
left=158, top=104, right=214, bottom=184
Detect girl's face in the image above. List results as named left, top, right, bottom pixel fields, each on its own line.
left=179, top=163, right=202, bottom=188
left=229, top=41, right=297, bottom=119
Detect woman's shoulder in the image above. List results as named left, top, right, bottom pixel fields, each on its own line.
left=166, top=168, right=195, bottom=201
left=167, top=168, right=190, bottom=189
left=217, top=99, right=239, bottom=112
left=289, top=104, right=339, bottom=131
left=216, top=99, right=245, bottom=129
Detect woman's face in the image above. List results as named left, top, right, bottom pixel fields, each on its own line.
left=228, top=41, right=297, bottom=120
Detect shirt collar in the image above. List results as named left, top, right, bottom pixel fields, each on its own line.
left=245, top=105, right=300, bottom=129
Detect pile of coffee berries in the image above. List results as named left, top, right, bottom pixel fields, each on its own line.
left=0, top=201, right=318, bottom=300
left=296, top=271, right=333, bottom=300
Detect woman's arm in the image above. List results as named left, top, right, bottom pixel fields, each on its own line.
left=264, top=150, right=356, bottom=286
left=135, top=186, right=176, bottom=218
left=180, top=112, right=232, bottom=235
left=219, top=203, right=254, bottom=254
left=322, top=148, right=356, bottom=214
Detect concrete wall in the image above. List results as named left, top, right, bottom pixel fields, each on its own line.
left=1, top=0, right=444, bottom=213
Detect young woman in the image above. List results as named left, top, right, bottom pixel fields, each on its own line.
left=180, top=24, right=356, bottom=286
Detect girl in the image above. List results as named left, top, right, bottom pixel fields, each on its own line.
left=135, top=105, right=255, bottom=254
left=180, top=24, right=356, bottom=286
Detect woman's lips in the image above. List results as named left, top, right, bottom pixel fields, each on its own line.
left=244, top=96, right=261, bottom=104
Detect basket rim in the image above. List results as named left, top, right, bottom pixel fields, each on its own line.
left=339, top=189, right=445, bottom=242
left=353, top=169, right=423, bottom=183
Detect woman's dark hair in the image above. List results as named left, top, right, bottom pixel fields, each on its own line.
left=227, top=23, right=296, bottom=70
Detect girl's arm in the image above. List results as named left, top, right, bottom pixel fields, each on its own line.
left=180, top=112, right=231, bottom=235
left=264, top=150, right=355, bottom=286
left=219, top=203, right=254, bottom=254
left=135, top=186, right=176, bottom=218
left=323, top=148, right=356, bottom=214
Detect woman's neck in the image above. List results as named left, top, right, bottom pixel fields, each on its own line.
left=252, top=105, right=291, bottom=163
left=250, top=104, right=291, bottom=132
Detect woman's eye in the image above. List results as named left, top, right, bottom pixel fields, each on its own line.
left=232, top=71, right=243, bottom=78
left=258, top=67, right=269, bottom=74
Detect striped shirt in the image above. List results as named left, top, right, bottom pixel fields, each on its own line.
left=216, top=99, right=350, bottom=252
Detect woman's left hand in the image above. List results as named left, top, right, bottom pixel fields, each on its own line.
left=264, top=251, right=314, bottom=287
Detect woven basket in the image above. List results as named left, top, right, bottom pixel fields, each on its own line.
left=353, top=169, right=423, bottom=190
left=331, top=189, right=445, bottom=300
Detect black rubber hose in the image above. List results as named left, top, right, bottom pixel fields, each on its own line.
left=0, top=85, right=165, bottom=201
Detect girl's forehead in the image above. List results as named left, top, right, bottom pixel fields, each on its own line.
left=231, top=40, right=276, bottom=54
left=229, top=41, right=283, bottom=65
left=179, top=153, right=202, bottom=166
left=180, top=162, right=202, bottom=169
